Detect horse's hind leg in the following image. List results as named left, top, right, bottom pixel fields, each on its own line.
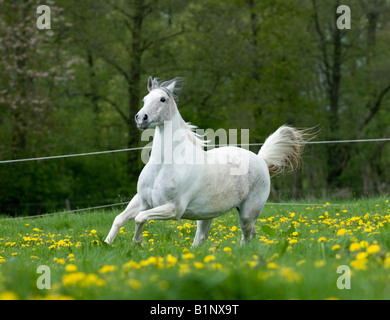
left=239, top=190, right=268, bottom=244
left=192, top=219, right=213, bottom=247
left=104, top=194, right=140, bottom=244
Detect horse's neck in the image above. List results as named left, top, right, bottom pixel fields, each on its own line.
left=150, top=112, right=193, bottom=164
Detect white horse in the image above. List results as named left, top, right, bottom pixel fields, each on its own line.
left=105, top=77, right=306, bottom=247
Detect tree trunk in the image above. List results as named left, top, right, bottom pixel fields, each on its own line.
left=126, top=2, right=148, bottom=179
left=326, top=0, right=344, bottom=187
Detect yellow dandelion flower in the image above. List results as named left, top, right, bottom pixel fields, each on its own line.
left=166, top=254, right=178, bottom=267
left=62, top=272, right=104, bottom=287
left=356, top=252, right=368, bottom=260
left=193, top=262, right=205, bottom=269
left=83, top=274, right=105, bottom=287
left=209, top=263, right=223, bottom=270
left=65, top=264, right=78, bottom=273
left=123, top=260, right=140, bottom=271
left=331, top=244, right=341, bottom=251
left=223, top=247, right=232, bottom=252
left=349, top=243, right=360, bottom=252
left=267, top=262, right=278, bottom=269
left=203, top=255, right=216, bottom=263
left=98, top=265, right=117, bottom=274
left=351, top=259, right=367, bottom=270
left=317, top=237, right=327, bottom=243
left=0, top=291, right=19, bottom=300
left=383, top=257, right=390, bottom=268
left=53, top=258, right=65, bottom=265
left=62, top=272, right=86, bottom=287
left=246, top=261, right=257, bottom=267
left=359, top=241, right=369, bottom=248
left=182, top=253, right=195, bottom=260
left=336, top=228, right=348, bottom=236
left=278, top=267, right=301, bottom=283
left=367, top=244, right=380, bottom=255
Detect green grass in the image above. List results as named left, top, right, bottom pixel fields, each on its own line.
left=1, top=197, right=390, bottom=300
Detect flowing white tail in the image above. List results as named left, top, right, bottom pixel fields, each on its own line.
left=258, top=125, right=306, bottom=177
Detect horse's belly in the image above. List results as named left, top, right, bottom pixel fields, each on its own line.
left=181, top=209, right=227, bottom=220
left=182, top=188, right=241, bottom=220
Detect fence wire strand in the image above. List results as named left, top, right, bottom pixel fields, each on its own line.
left=1, top=137, right=389, bottom=164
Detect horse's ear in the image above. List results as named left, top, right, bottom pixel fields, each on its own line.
left=147, top=76, right=154, bottom=92
left=148, top=76, right=159, bottom=92
left=166, top=80, right=176, bottom=92
left=160, top=77, right=183, bottom=101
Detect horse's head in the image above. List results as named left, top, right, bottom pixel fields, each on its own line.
left=135, top=76, right=180, bottom=130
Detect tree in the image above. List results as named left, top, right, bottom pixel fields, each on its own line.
left=311, top=0, right=390, bottom=189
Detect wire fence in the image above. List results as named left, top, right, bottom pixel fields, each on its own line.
left=0, top=136, right=389, bottom=221
left=1, top=202, right=130, bottom=221
left=1, top=137, right=389, bottom=164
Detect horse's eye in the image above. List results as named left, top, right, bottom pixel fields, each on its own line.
left=160, top=97, right=166, bottom=103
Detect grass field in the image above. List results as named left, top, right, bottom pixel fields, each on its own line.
left=1, top=197, right=390, bottom=300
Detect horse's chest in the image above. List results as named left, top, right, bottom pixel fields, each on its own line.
left=138, top=165, right=180, bottom=208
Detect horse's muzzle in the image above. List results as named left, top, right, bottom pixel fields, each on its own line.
left=135, top=113, right=151, bottom=130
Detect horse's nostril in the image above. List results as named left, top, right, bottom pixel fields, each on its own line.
left=143, top=114, right=148, bottom=121
left=135, top=113, right=139, bottom=120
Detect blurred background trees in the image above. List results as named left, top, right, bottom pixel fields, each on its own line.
left=0, top=0, right=389, bottom=215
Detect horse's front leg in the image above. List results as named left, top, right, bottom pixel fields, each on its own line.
left=133, top=203, right=180, bottom=244
left=104, top=194, right=140, bottom=245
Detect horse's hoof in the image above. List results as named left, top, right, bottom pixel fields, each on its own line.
left=132, top=239, right=144, bottom=247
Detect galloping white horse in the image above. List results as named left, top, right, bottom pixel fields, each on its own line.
left=105, top=77, right=306, bottom=247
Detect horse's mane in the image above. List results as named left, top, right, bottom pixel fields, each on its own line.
left=183, top=122, right=209, bottom=148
